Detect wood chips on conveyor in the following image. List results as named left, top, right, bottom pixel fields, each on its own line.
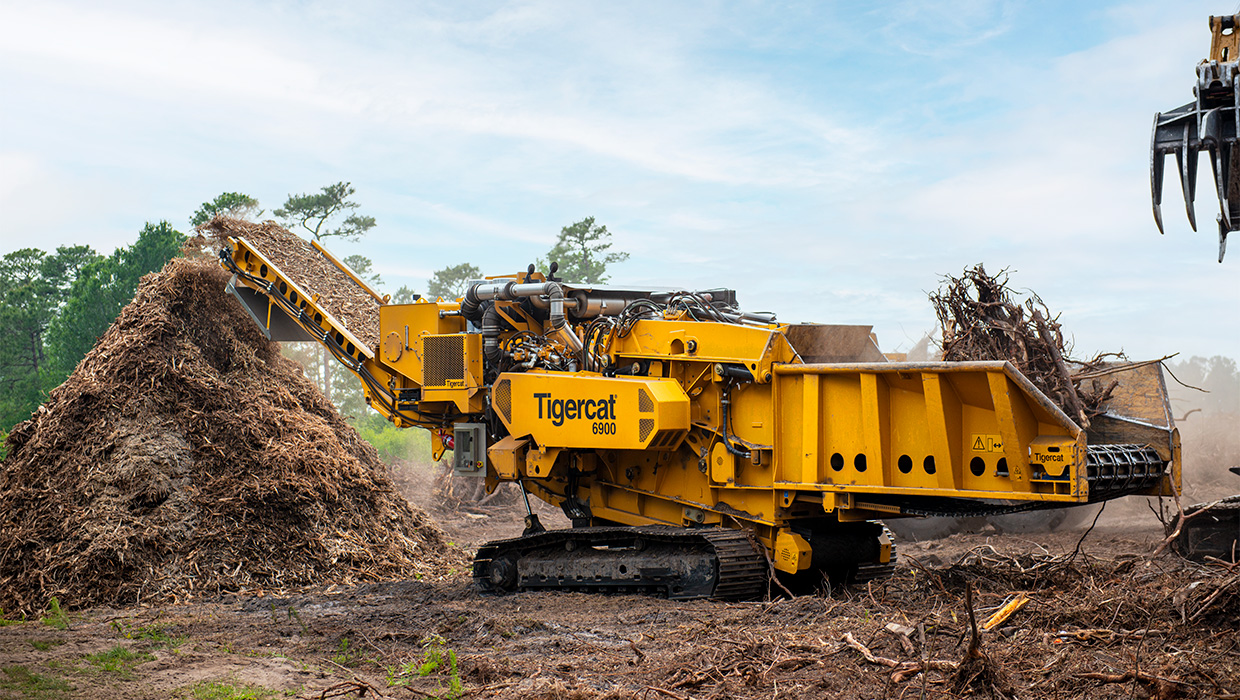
left=198, top=217, right=381, bottom=351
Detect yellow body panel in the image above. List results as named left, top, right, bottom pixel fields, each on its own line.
left=493, top=371, right=689, bottom=450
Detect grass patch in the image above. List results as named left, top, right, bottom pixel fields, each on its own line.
left=110, top=619, right=189, bottom=650
left=0, top=608, right=25, bottom=627
left=28, top=640, right=67, bottom=652
left=386, top=636, right=463, bottom=699
left=83, top=645, right=153, bottom=677
left=39, top=600, right=67, bottom=631
left=135, top=624, right=186, bottom=649
left=0, top=665, right=73, bottom=699
left=188, top=680, right=277, bottom=700
left=330, top=638, right=359, bottom=666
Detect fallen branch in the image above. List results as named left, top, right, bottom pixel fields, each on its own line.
left=317, top=679, right=385, bottom=699
left=1071, top=355, right=1177, bottom=381
left=841, top=632, right=958, bottom=683
left=1076, top=669, right=1195, bottom=699
left=644, top=686, right=693, bottom=700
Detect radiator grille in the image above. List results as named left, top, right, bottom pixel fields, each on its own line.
left=423, top=335, right=465, bottom=387
left=639, top=418, right=655, bottom=442
left=638, top=389, right=654, bottom=413
left=493, top=379, right=511, bottom=422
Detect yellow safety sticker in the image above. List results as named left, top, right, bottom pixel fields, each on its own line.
left=971, top=434, right=1003, bottom=452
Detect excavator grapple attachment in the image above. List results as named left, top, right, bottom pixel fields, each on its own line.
left=1151, top=14, right=1240, bottom=262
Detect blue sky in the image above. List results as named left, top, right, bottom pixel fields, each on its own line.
left=1, top=0, right=1237, bottom=362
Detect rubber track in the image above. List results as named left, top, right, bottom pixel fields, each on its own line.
left=853, top=527, right=897, bottom=584
left=473, top=526, right=767, bottom=600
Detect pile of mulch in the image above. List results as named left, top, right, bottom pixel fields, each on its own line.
left=194, top=217, right=381, bottom=350
left=0, top=258, right=462, bottom=615
left=930, top=264, right=1122, bottom=426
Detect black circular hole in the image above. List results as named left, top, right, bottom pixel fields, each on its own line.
left=259, top=264, right=268, bottom=278
left=290, top=291, right=298, bottom=303
left=279, top=280, right=287, bottom=294
left=854, top=454, right=867, bottom=472
left=970, top=456, right=986, bottom=477
left=898, top=455, right=912, bottom=474
left=830, top=453, right=844, bottom=471
left=346, top=342, right=355, bottom=355
left=923, top=456, right=936, bottom=474
left=997, top=458, right=1009, bottom=476
left=314, top=313, right=323, bottom=324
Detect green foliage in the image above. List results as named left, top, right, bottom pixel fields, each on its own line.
left=188, top=680, right=276, bottom=700
left=543, top=217, right=627, bottom=284
left=426, top=263, right=480, bottom=300
left=83, top=645, right=153, bottom=676
left=353, top=413, right=430, bottom=464
left=343, top=254, right=382, bottom=288
left=0, top=245, right=101, bottom=432
left=0, top=607, right=25, bottom=626
left=331, top=638, right=358, bottom=666
left=391, top=285, right=420, bottom=304
left=39, top=599, right=67, bottom=630
left=190, top=192, right=262, bottom=227
left=43, top=221, right=186, bottom=386
left=0, top=665, right=73, bottom=699
left=274, top=182, right=375, bottom=242
left=386, top=636, right=463, bottom=698
left=28, top=640, right=66, bottom=651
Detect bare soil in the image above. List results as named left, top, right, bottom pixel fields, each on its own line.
left=1, top=495, right=1236, bottom=700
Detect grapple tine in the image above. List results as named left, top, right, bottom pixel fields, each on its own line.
left=1214, top=146, right=1230, bottom=225
left=1220, top=218, right=1231, bottom=262
left=1180, top=131, right=1198, bottom=231
left=1151, top=113, right=1167, bottom=234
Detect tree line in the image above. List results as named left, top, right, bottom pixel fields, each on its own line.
left=0, top=182, right=628, bottom=457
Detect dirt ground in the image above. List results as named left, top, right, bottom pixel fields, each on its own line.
left=2, top=473, right=1237, bottom=700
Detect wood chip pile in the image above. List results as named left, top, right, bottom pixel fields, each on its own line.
left=930, top=264, right=1119, bottom=426
left=197, top=217, right=381, bottom=350
left=0, top=258, right=458, bottom=615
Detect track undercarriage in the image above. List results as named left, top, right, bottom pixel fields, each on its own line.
left=473, top=521, right=896, bottom=600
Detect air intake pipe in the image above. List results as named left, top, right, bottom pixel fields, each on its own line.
left=464, top=280, right=579, bottom=355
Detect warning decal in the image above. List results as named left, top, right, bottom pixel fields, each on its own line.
left=971, top=434, right=1003, bottom=453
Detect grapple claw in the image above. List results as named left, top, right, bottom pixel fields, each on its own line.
left=1150, top=14, right=1240, bottom=260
